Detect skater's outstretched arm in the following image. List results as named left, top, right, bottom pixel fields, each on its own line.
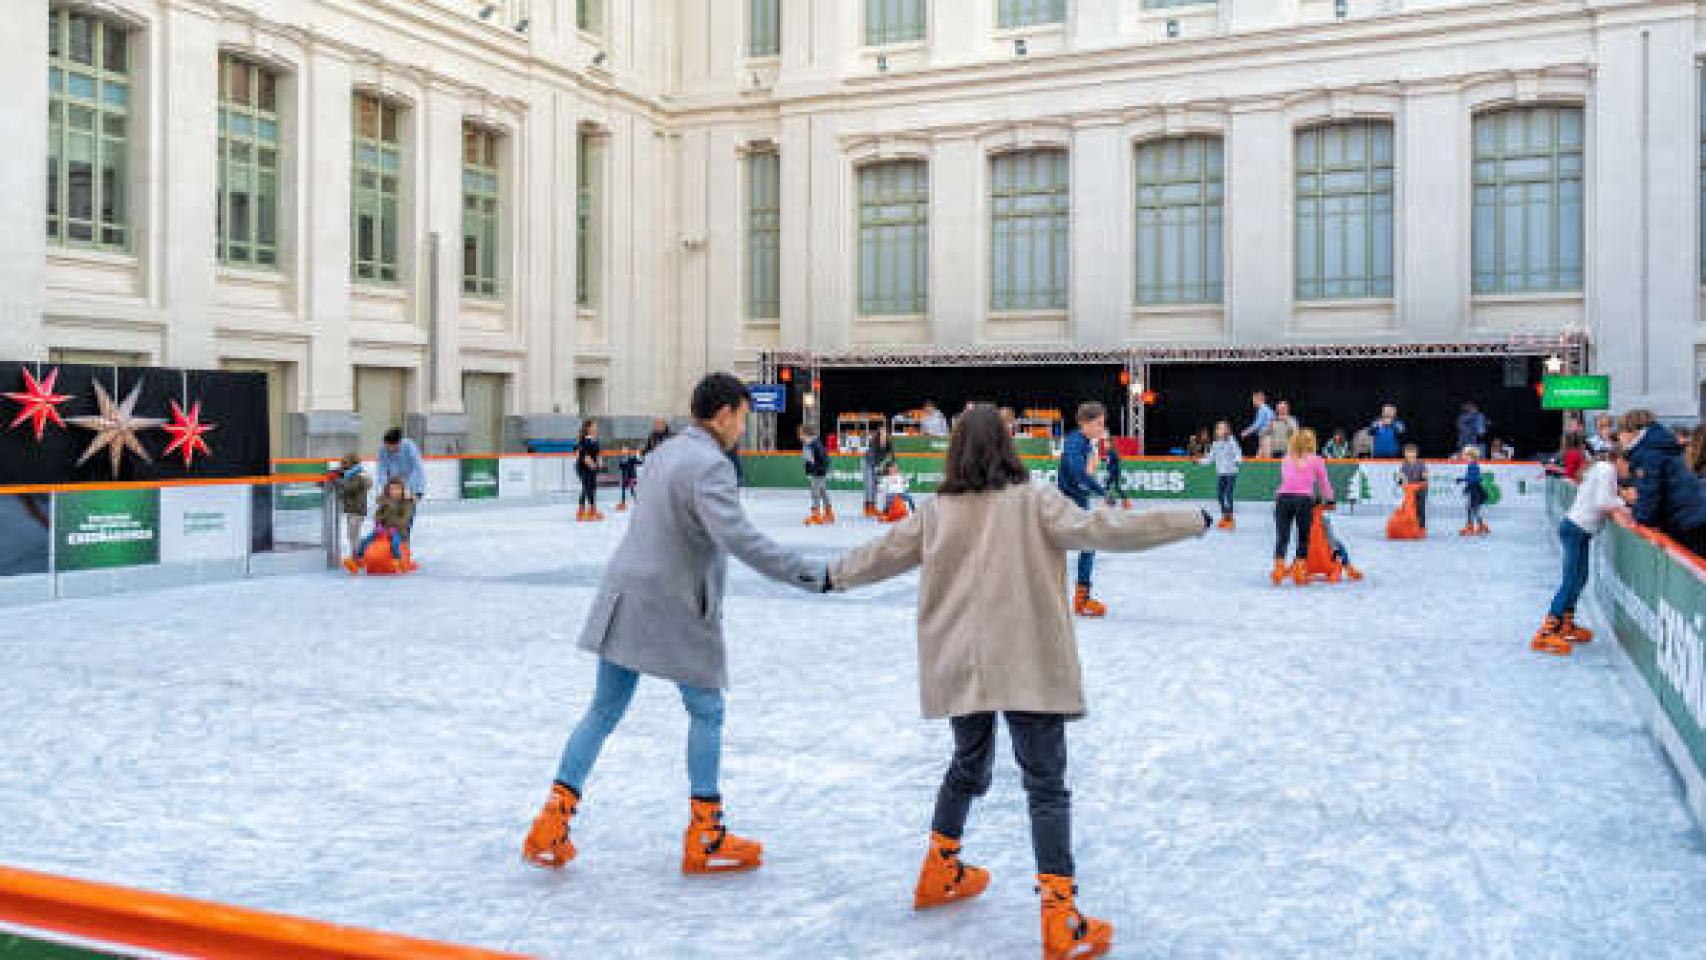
left=694, top=458, right=828, bottom=592
left=1040, top=488, right=1208, bottom=553
left=828, top=511, right=923, bottom=589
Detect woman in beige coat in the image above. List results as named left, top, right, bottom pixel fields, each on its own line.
left=829, top=406, right=1209, bottom=960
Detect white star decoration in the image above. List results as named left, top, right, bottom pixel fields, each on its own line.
left=68, top=380, right=167, bottom=478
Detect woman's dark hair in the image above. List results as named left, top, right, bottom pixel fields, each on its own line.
left=578, top=420, right=596, bottom=440
left=938, top=406, right=1029, bottom=495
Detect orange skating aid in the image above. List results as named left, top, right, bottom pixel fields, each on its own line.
left=882, top=498, right=910, bottom=523
left=1038, top=874, right=1112, bottom=960
left=359, top=536, right=416, bottom=575
left=1386, top=483, right=1427, bottom=540
left=913, top=833, right=990, bottom=910
left=522, top=782, right=579, bottom=869
left=682, top=799, right=763, bottom=874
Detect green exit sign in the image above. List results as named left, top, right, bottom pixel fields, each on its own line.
left=1541, top=375, right=1610, bottom=410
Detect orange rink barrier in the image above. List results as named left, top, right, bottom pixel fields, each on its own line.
left=0, top=865, right=528, bottom=960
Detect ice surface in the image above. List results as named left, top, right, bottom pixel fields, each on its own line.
left=0, top=490, right=1702, bottom=959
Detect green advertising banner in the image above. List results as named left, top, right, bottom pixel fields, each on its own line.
left=740, top=454, right=1358, bottom=501
left=459, top=457, right=500, bottom=500
left=276, top=461, right=329, bottom=512
left=0, top=931, right=121, bottom=959
left=54, top=488, right=161, bottom=572
left=1541, top=375, right=1611, bottom=410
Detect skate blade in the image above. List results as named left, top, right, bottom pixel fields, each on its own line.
left=682, top=858, right=762, bottom=875
left=1046, top=938, right=1112, bottom=960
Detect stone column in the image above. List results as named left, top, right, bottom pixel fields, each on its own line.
left=808, top=115, right=851, bottom=350
left=159, top=4, right=220, bottom=369
left=1397, top=83, right=1468, bottom=341
left=297, top=42, right=359, bottom=457
left=514, top=83, right=579, bottom=444
left=929, top=134, right=981, bottom=346
left=1071, top=120, right=1128, bottom=346
left=413, top=80, right=468, bottom=452
left=1224, top=101, right=1291, bottom=345
left=778, top=113, right=813, bottom=350
left=0, top=0, right=48, bottom=361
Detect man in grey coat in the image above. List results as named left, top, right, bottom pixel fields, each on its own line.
left=523, top=372, right=829, bottom=875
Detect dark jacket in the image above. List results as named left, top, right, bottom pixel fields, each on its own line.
left=334, top=466, right=371, bottom=516
left=1628, top=427, right=1706, bottom=535
left=1370, top=419, right=1406, bottom=458
left=373, top=494, right=415, bottom=532
left=1456, top=411, right=1487, bottom=449
left=865, top=438, right=895, bottom=475
left=576, top=437, right=602, bottom=473
left=642, top=428, right=672, bottom=457
left=1057, top=431, right=1107, bottom=506
left=802, top=437, right=830, bottom=478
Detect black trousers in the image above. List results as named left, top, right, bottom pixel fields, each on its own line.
left=1217, top=474, right=1237, bottom=515
left=932, top=711, right=1072, bottom=878
left=576, top=466, right=598, bottom=508
left=1274, top=494, right=1315, bottom=561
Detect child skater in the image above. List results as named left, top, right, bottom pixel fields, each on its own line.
left=1533, top=450, right=1633, bottom=655
left=1399, top=443, right=1428, bottom=531
left=799, top=424, right=834, bottom=525
left=1102, top=437, right=1132, bottom=510
left=575, top=420, right=604, bottom=522
left=880, top=462, right=916, bottom=519
left=1273, top=429, right=1335, bottom=586
left=1316, top=500, right=1363, bottom=581
left=1058, top=402, right=1110, bottom=617
left=343, top=478, right=414, bottom=574
left=1204, top=420, right=1242, bottom=529
left=829, top=406, right=1210, bottom=960
left=1457, top=446, right=1490, bottom=536
left=330, top=453, right=371, bottom=565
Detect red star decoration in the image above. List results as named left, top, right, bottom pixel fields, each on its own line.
left=4, top=367, right=72, bottom=441
left=161, top=399, right=217, bottom=468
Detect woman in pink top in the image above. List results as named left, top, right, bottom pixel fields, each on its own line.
left=1272, top=429, right=1335, bottom=585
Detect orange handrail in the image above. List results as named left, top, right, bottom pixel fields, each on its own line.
left=0, top=865, right=527, bottom=960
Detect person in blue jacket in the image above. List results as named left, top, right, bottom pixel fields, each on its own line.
left=375, top=428, right=426, bottom=536
left=1369, top=404, right=1406, bottom=459
left=1058, top=402, right=1110, bottom=617
left=1620, top=409, right=1706, bottom=556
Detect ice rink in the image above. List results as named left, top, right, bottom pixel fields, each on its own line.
left=2, top=488, right=1703, bottom=959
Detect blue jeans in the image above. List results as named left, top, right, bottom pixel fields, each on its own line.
left=1066, top=492, right=1095, bottom=586
left=1549, top=519, right=1593, bottom=618
left=1217, top=474, right=1237, bottom=515
left=356, top=527, right=403, bottom=558
left=555, top=658, right=724, bottom=799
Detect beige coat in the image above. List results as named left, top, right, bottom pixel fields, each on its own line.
left=830, top=483, right=1207, bottom=719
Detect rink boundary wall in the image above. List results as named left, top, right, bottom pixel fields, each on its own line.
left=0, top=865, right=525, bottom=960
left=1547, top=479, right=1706, bottom=832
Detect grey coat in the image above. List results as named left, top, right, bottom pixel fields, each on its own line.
left=577, top=426, right=827, bottom=689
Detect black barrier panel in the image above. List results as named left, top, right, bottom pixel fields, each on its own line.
left=0, top=493, right=51, bottom=577
left=1146, top=356, right=1563, bottom=459
left=0, top=363, right=269, bottom=484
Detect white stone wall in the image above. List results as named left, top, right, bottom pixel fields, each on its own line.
left=4, top=0, right=1706, bottom=454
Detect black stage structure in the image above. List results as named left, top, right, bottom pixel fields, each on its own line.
left=758, top=334, right=1588, bottom=458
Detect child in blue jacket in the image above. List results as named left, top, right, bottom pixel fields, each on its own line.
left=1058, top=402, right=1109, bottom=617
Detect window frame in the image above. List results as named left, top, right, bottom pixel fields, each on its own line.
left=989, top=148, right=1071, bottom=313
left=746, top=150, right=781, bottom=321
left=856, top=159, right=930, bottom=317
left=1134, top=135, right=1224, bottom=306
left=47, top=7, right=133, bottom=252
left=866, top=0, right=927, bottom=47
left=1293, top=118, right=1395, bottom=301
left=216, top=54, right=282, bottom=270
left=996, top=0, right=1067, bottom=30
left=1471, top=105, right=1585, bottom=296
left=351, top=92, right=404, bottom=285
left=748, top=0, right=780, bottom=58
left=461, top=124, right=502, bottom=299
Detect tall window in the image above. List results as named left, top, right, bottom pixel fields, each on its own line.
left=577, top=132, right=601, bottom=308
left=990, top=150, right=1070, bottom=312
left=867, top=0, right=926, bottom=45
left=1143, top=0, right=1214, bottom=8
left=747, top=151, right=781, bottom=320
left=1472, top=106, right=1584, bottom=294
left=1295, top=120, right=1394, bottom=300
left=577, top=0, right=603, bottom=34
left=217, top=56, right=280, bottom=269
left=351, top=94, right=402, bottom=283
left=749, top=0, right=780, bottom=56
left=857, top=160, right=929, bottom=316
left=998, top=0, right=1066, bottom=28
left=47, top=8, right=131, bottom=250
left=462, top=126, right=501, bottom=297
left=1136, top=137, right=1223, bottom=305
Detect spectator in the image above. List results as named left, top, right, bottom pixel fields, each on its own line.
left=1688, top=427, right=1706, bottom=480
left=1456, top=402, right=1488, bottom=454
left=376, top=428, right=426, bottom=536
left=1369, top=404, right=1405, bottom=459
left=1488, top=437, right=1515, bottom=461
left=1241, top=391, right=1275, bottom=457
left=1268, top=401, right=1300, bottom=457
left=1185, top=428, right=1211, bottom=459
left=1586, top=414, right=1616, bottom=456
left=1351, top=427, right=1375, bottom=459
left=1558, top=433, right=1587, bottom=482
left=1321, top=430, right=1350, bottom=460
left=642, top=417, right=673, bottom=457
left=999, top=407, right=1018, bottom=435
left=921, top=401, right=950, bottom=438
left=1620, top=409, right=1706, bottom=556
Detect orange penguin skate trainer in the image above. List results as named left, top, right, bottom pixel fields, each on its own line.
left=522, top=782, right=579, bottom=868
left=1038, top=874, right=1112, bottom=960
left=682, top=798, right=763, bottom=874
left=913, top=832, right=991, bottom=909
